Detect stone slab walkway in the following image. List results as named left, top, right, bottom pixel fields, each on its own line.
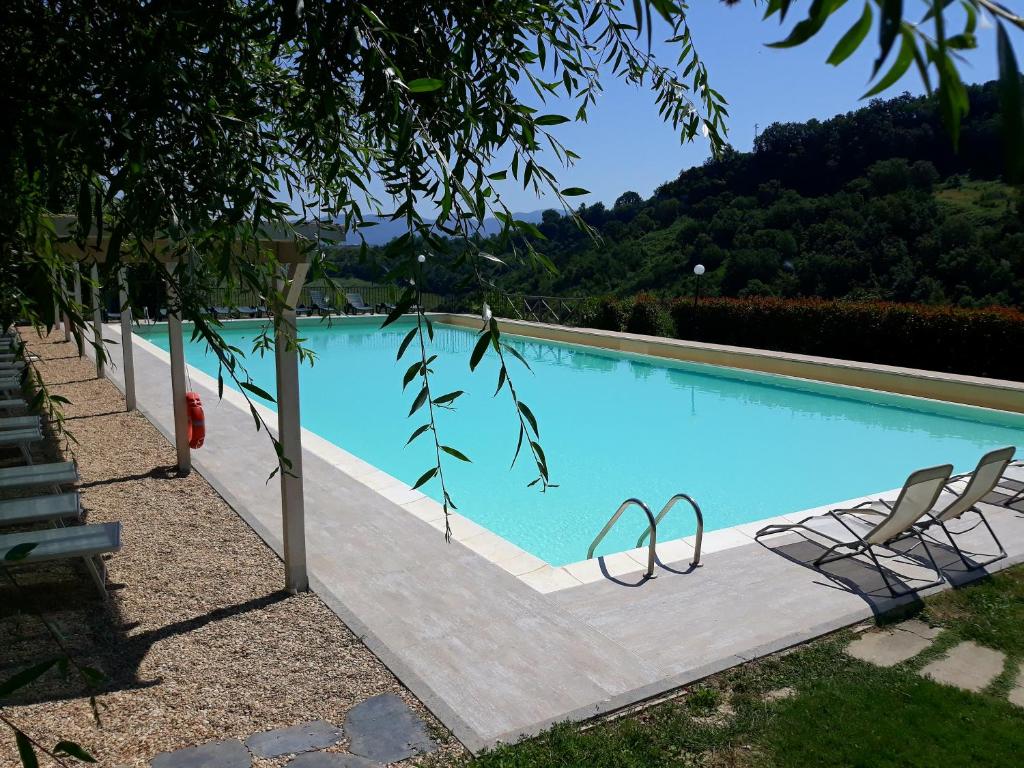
left=845, top=620, right=1024, bottom=706
left=920, top=641, right=1007, bottom=693
left=149, top=695, right=435, bottom=767
left=845, top=620, right=942, bottom=667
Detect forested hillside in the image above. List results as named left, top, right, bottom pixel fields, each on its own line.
left=335, top=80, right=1024, bottom=308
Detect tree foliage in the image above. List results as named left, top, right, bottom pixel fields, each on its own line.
left=393, top=82, right=1023, bottom=308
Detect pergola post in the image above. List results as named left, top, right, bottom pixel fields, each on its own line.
left=118, top=267, right=136, bottom=411
left=90, top=262, right=104, bottom=379
left=166, top=262, right=191, bottom=475
left=275, top=262, right=310, bottom=593
left=72, top=262, right=83, bottom=356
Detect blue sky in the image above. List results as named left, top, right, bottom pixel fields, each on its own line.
left=487, top=1, right=1018, bottom=212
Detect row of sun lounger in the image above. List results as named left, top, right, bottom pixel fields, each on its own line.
left=0, top=330, right=121, bottom=598
left=757, top=446, right=1020, bottom=597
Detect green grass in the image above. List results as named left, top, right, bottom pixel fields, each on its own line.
left=431, top=567, right=1024, bottom=768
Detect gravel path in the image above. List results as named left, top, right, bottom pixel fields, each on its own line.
left=1, top=329, right=465, bottom=767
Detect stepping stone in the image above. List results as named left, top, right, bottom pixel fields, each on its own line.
left=344, top=694, right=436, bottom=763
left=150, top=739, right=251, bottom=768
left=1009, top=663, right=1024, bottom=707
left=920, top=641, right=1006, bottom=692
left=764, top=687, right=796, bottom=702
left=895, top=619, right=943, bottom=640
left=287, top=753, right=380, bottom=768
left=845, top=623, right=939, bottom=668
left=245, top=720, right=344, bottom=758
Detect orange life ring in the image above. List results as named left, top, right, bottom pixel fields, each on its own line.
left=186, top=391, right=205, bottom=449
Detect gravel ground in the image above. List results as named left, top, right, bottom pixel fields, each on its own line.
left=0, top=329, right=466, bottom=767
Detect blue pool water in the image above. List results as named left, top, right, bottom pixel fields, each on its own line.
left=137, top=319, right=1024, bottom=566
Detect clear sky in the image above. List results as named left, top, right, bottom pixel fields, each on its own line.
left=487, top=1, right=1018, bottom=212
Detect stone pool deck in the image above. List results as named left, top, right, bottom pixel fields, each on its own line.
left=96, top=322, right=1024, bottom=752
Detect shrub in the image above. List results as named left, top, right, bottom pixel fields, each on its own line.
left=577, top=295, right=629, bottom=332
left=625, top=293, right=672, bottom=336
left=668, top=296, right=1024, bottom=380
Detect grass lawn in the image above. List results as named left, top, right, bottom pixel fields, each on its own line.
left=432, top=566, right=1024, bottom=767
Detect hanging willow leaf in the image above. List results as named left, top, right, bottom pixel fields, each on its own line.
left=15, top=731, right=38, bottom=768
left=873, top=0, right=903, bottom=77
left=53, top=742, right=97, bottom=763
left=469, top=331, right=491, bottom=371
left=997, top=22, right=1024, bottom=183
left=0, top=658, right=58, bottom=697
left=441, top=445, right=471, bottom=462
left=412, top=466, right=438, bottom=489
left=768, top=0, right=847, bottom=49
left=827, top=2, right=872, bottom=66
left=863, top=29, right=915, bottom=97
left=406, top=78, right=444, bottom=92
left=396, top=327, right=417, bottom=361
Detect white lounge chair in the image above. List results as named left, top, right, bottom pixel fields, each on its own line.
left=1, top=522, right=121, bottom=598
left=915, top=447, right=1016, bottom=568
left=757, top=464, right=953, bottom=597
left=0, top=425, right=42, bottom=462
left=0, top=492, right=81, bottom=527
left=0, top=461, right=79, bottom=491
left=0, top=415, right=41, bottom=431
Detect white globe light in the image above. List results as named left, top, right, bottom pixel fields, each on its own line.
left=693, top=264, right=706, bottom=276
left=417, top=253, right=426, bottom=263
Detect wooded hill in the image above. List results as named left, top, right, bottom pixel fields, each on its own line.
left=334, top=80, right=1024, bottom=309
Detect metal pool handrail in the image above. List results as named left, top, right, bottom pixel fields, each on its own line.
left=636, top=493, right=704, bottom=567
left=587, top=498, right=657, bottom=578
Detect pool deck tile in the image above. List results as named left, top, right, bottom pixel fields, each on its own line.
left=518, top=566, right=584, bottom=593
left=684, top=527, right=752, bottom=554
left=426, top=512, right=489, bottom=542
left=401, top=496, right=446, bottom=523
left=99, top=324, right=1024, bottom=754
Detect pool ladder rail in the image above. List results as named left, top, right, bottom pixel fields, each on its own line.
left=587, top=493, right=704, bottom=579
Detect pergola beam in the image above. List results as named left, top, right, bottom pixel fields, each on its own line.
left=49, top=215, right=323, bottom=592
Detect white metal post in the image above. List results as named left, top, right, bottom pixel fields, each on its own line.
left=275, top=263, right=310, bottom=593
left=118, top=267, right=136, bottom=411
left=90, top=263, right=104, bottom=379
left=166, top=262, right=191, bottom=475
left=72, top=262, right=83, bottom=356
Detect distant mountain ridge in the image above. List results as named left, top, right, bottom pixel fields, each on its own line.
left=340, top=209, right=564, bottom=246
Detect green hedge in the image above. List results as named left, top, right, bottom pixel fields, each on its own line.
left=575, top=296, right=1024, bottom=381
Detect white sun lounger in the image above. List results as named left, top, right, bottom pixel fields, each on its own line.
left=915, top=446, right=1016, bottom=568
left=1, top=522, right=121, bottom=598
left=0, top=415, right=42, bottom=431
left=0, top=425, right=43, bottom=463
left=757, top=464, right=953, bottom=597
left=0, top=492, right=81, bottom=527
left=0, top=461, right=78, bottom=491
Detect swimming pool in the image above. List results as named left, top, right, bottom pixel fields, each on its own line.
left=136, top=318, right=1024, bottom=566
